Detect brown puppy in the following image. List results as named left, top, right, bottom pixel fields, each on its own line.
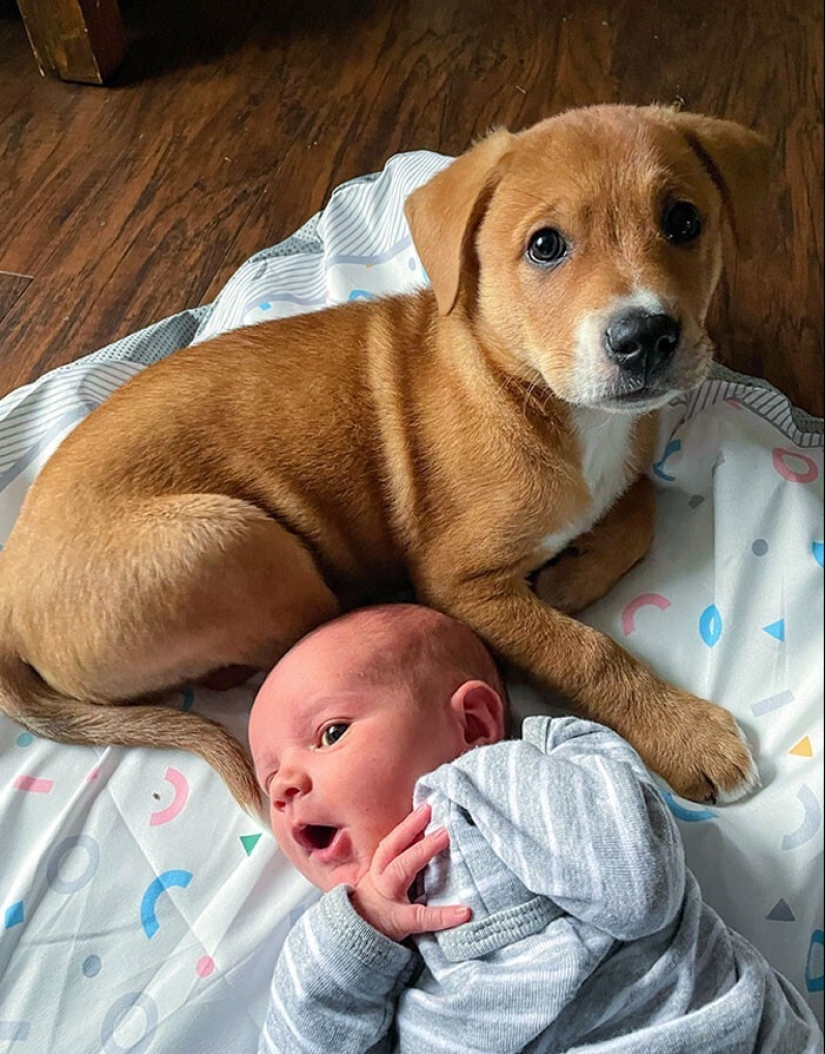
left=0, top=105, right=768, bottom=813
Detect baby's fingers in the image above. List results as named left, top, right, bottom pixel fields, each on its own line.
left=372, top=804, right=433, bottom=872
left=380, top=827, right=450, bottom=894
left=404, top=902, right=472, bottom=936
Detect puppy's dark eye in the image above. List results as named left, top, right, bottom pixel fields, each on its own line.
left=662, top=201, right=702, bottom=244
left=526, top=228, right=568, bottom=266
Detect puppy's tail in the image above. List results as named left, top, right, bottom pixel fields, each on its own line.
left=0, top=650, right=265, bottom=819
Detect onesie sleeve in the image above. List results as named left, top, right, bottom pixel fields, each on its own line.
left=414, top=715, right=686, bottom=941
left=258, top=883, right=416, bottom=1054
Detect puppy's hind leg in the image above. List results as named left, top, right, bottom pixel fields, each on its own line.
left=8, top=494, right=340, bottom=813
left=50, top=494, right=342, bottom=695
left=127, top=493, right=341, bottom=690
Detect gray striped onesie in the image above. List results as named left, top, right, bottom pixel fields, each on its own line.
left=259, top=715, right=822, bottom=1053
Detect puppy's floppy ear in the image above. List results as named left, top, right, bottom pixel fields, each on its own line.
left=405, top=129, right=514, bottom=315
left=663, top=110, right=770, bottom=258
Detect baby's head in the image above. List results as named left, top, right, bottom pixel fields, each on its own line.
left=249, top=604, right=506, bottom=891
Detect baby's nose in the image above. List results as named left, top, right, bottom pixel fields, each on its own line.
left=271, top=761, right=311, bottom=807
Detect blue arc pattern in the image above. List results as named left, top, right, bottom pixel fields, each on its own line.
left=139, top=870, right=193, bottom=939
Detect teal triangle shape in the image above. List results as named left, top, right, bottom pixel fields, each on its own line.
left=767, top=898, right=795, bottom=922
left=763, top=620, right=785, bottom=642
left=240, top=833, right=262, bottom=857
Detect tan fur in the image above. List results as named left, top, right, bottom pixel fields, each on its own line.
left=0, top=105, right=769, bottom=812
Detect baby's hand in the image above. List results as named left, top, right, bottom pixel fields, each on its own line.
left=349, top=803, right=472, bottom=942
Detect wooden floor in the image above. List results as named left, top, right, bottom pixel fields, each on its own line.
left=0, top=0, right=822, bottom=415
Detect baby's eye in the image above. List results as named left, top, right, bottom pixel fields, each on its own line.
left=320, top=723, right=349, bottom=748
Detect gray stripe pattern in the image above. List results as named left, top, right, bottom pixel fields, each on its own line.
left=259, top=716, right=823, bottom=1053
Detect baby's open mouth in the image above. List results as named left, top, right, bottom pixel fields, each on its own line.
left=295, top=824, right=338, bottom=852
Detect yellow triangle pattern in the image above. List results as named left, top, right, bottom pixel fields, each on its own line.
left=789, top=736, right=813, bottom=758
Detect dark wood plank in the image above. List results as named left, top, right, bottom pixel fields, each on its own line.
left=0, top=273, right=32, bottom=324
left=0, top=0, right=821, bottom=414
left=15, top=0, right=126, bottom=84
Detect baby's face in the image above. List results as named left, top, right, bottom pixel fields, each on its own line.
left=249, top=646, right=468, bottom=891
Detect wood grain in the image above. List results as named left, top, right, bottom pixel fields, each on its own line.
left=0, top=273, right=32, bottom=325
left=15, top=0, right=126, bottom=84
left=0, top=0, right=821, bottom=414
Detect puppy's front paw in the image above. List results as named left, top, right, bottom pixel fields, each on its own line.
left=531, top=547, right=601, bottom=615
left=649, top=693, right=760, bottom=804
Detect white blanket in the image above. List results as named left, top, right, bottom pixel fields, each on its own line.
left=0, top=150, right=822, bottom=1053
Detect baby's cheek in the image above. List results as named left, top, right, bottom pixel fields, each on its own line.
left=278, top=837, right=312, bottom=881
left=367, top=804, right=415, bottom=851
left=269, top=814, right=293, bottom=859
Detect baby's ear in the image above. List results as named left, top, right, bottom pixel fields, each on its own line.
left=451, top=680, right=505, bottom=749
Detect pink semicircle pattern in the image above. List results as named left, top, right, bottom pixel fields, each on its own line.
left=149, top=767, right=190, bottom=826
left=621, top=593, right=672, bottom=636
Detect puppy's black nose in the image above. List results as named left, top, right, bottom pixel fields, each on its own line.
left=604, top=312, right=681, bottom=378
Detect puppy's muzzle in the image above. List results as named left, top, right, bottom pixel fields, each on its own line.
left=604, top=311, right=681, bottom=381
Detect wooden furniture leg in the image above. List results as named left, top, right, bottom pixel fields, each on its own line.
left=16, top=0, right=127, bottom=85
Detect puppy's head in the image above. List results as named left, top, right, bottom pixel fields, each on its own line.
left=406, top=105, right=769, bottom=412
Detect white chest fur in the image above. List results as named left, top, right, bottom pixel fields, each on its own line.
left=539, top=407, right=636, bottom=558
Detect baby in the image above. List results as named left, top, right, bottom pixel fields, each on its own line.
left=249, top=604, right=821, bottom=1054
